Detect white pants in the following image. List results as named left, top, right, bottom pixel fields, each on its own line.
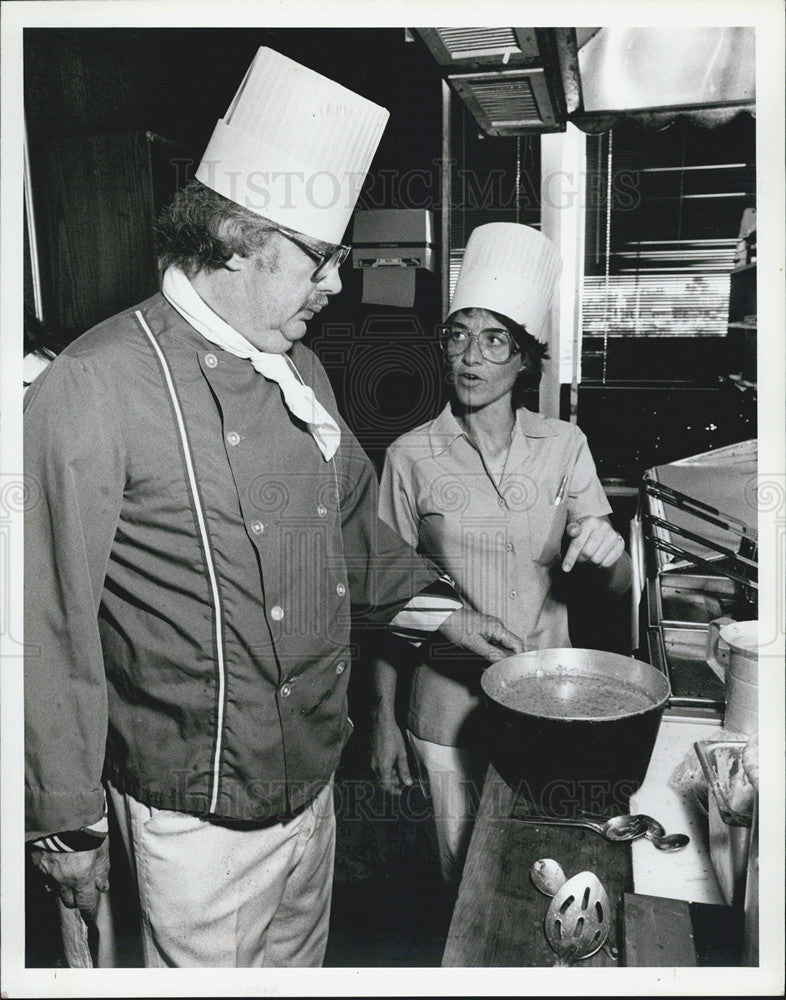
left=107, top=780, right=335, bottom=967
left=406, top=733, right=488, bottom=885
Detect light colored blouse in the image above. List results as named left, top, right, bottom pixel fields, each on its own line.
left=379, top=402, right=612, bottom=745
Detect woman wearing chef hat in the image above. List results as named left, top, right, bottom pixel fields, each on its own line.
left=370, top=222, right=632, bottom=885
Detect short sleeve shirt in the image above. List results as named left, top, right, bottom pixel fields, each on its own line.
left=379, top=403, right=611, bottom=745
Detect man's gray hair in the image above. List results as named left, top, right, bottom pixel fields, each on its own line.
left=155, top=180, right=277, bottom=277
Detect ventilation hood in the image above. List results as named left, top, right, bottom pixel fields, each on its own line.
left=575, top=26, right=755, bottom=125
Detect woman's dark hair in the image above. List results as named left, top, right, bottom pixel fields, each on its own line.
left=446, top=307, right=549, bottom=408
left=155, top=180, right=278, bottom=277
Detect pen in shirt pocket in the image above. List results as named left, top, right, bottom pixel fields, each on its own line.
left=552, top=474, right=568, bottom=506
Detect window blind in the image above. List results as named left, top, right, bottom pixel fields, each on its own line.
left=582, top=116, right=755, bottom=360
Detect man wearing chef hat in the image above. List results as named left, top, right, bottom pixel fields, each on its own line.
left=24, top=48, right=524, bottom=967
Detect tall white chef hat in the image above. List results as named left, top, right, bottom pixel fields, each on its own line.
left=196, top=48, right=389, bottom=245
left=447, top=223, right=563, bottom=343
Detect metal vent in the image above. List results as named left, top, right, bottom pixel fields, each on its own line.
left=436, top=27, right=521, bottom=59
left=472, top=78, right=539, bottom=121
left=449, top=69, right=559, bottom=135
left=414, top=27, right=540, bottom=67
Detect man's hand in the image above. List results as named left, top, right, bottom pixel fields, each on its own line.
left=562, top=515, right=625, bottom=573
left=30, top=837, right=110, bottom=922
left=439, top=607, right=526, bottom=662
left=370, top=709, right=413, bottom=795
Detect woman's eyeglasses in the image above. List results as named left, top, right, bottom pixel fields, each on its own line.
left=274, top=224, right=350, bottom=283
left=438, top=325, right=520, bottom=364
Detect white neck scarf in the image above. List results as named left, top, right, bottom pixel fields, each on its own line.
left=162, top=266, right=341, bottom=461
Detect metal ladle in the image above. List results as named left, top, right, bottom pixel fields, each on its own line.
left=518, top=812, right=689, bottom=851
left=641, top=816, right=690, bottom=852
left=578, top=810, right=690, bottom=851
left=531, top=860, right=619, bottom=962
left=530, top=858, right=570, bottom=895
left=518, top=812, right=649, bottom=841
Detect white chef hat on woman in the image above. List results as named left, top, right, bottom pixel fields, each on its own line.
left=196, top=47, right=389, bottom=245
left=447, top=223, right=563, bottom=343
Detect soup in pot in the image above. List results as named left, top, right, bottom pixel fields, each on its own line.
left=496, top=670, right=657, bottom=720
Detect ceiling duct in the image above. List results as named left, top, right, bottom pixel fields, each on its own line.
left=414, top=27, right=568, bottom=135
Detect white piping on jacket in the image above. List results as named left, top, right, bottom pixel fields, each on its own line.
left=135, top=311, right=226, bottom=813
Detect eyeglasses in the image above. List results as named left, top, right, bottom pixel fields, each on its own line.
left=274, top=224, right=351, bottom=283
left=438, top=324, right=520, bottom=364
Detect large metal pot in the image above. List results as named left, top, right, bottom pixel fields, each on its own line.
left=481, top=648, right=671, bottom=816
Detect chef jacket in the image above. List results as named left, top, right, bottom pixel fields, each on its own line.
left=24, top=293, right=447, bottom=839
left=379, top=402, right=612, bottom=746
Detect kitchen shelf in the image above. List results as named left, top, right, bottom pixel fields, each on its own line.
left=638, top=444, right=757, bottom=721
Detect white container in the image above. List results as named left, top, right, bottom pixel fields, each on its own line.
left=705, top=619, right=759, bottom=734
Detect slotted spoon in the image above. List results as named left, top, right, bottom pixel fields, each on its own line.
left=531, top=860, right=619, bottom=962
left=543, top=870, right=611, bottom=967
